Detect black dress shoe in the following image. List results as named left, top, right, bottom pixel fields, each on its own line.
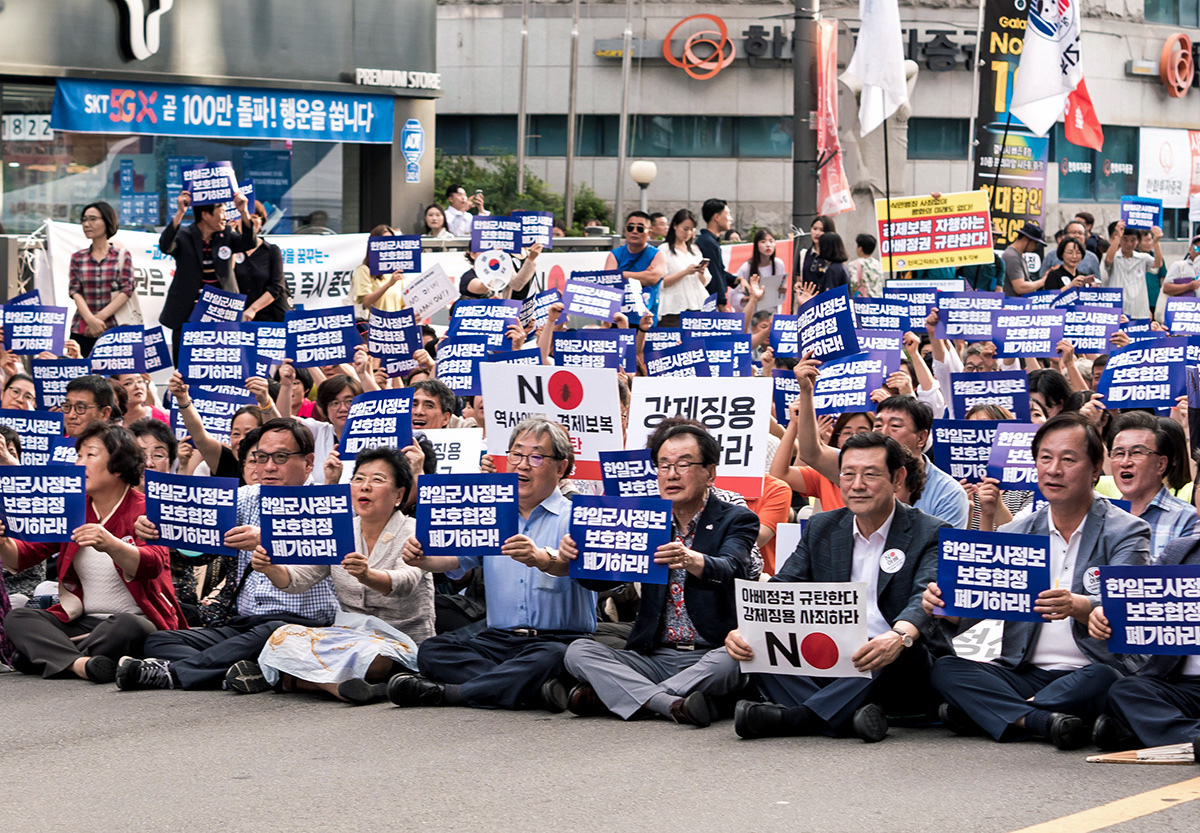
left=852, top=704, right=888, bottom=743
left=338, top=678, right=390, bottom=705
left=734, top=700, right=792, bottom=740
left=566, top=683, right=609, bottom=717
left=84, top=655, right=117, bottom=684
left=540, top=679, right=569, bottom=713
left=1047, top=713, right=1090, bottom=750
left=939, top=702, right=984, bottom=736
left=386, top=674, right=445, bottom=707
left=668, top=692, right=711, bottom=728
left=1092, top=714, right=1138, bottom=751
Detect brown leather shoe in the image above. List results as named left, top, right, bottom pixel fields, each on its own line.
left=566, top=683, right=610, bottom=717
left=668, top=692, right=711, bottom=728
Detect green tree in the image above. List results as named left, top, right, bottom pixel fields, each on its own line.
left=433, top=150, right=610, bottom=234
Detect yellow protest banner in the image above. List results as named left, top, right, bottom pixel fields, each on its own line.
left=875, top=190, right=995, bottom=272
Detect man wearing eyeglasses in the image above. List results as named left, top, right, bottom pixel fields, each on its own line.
left=604, top=210, right=666, bottom=324
left=1104, top=412, right=1195, bottom=564
left=391, top=417, right=597, bottom=711
left=61, top=376, right=115, bottom=438
left=558, top=420, right=759, bottom=727
left=117, top=418, right=338, bottom=692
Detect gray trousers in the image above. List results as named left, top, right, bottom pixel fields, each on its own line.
left=5, top=608, right=156, bottom=677
left=563, top=640, right=743, bottom=719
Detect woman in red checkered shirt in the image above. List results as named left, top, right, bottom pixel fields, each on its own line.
left=68, top=202, right=135, bottom=357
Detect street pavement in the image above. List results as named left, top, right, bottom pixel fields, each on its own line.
left=1, top=671, right=1196, bottom=833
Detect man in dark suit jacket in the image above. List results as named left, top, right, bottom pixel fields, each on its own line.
left=1089, top=534, right=1200, bottom=752
left=924, top=413, right=1150, bottom=749
left=727, top=432, right=950, bottom=743
left=560, top=420, right=759, bottom=727
left=158, top=187, right=256, bottom=361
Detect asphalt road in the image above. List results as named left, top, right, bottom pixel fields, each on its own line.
left=2, top=671, right=1196, bottom=833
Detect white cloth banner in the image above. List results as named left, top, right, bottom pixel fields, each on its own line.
left=1138, top=128, right=1193, bottom=210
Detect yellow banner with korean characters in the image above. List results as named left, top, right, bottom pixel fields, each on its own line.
left=874, top=190, right=995, bottom=272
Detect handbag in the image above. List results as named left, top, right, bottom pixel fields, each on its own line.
left=111, top=246, right=145, bottom=327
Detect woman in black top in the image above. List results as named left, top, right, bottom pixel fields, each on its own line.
left=1043, top=236, right=1088, bottom=292
left=235, top=201, right=288, bottom=322
left=814, top=231, right=850, bottom=293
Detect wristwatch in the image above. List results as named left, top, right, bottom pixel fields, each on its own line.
left=891, top=627, right=914, bottom=648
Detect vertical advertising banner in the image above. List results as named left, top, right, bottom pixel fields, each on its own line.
left=972, top=0, right=1049, bottom=247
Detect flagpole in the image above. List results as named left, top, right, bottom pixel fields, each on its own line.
left=965, top=0, right=987, bottom=190
left=882, top=117, right=894, bottom=279
left=990, top=112, right=1012, bottom=218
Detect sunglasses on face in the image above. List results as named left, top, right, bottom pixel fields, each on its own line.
left=626, top=224, right=646, bottom=233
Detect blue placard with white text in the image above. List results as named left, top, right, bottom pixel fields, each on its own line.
left=949, top=370, right=1031, bottom=421
left=1120, top=196, right=1163, bottom=231
left=470, top=216, right=522, bottom=254
left=811, top=351, right=897, bottom=416
left=704, top=335, right=753, bottom=377
left=89, top=326, right=149, bottom=375
left=568, top=494, right=672, bottom=584
left=448, top=298, right=521, bottom=350
left=769, top=314, right=800, bottom=357
left=261, top=484, right=356, bottom=565
left=938, top=528, right=1051, bottom=623
left=368, top=307, right=421, bottom=378
left=178, top=323, right=253, bottom=383
left=144, top=471, right=239, bottom=557
left=513, top=211, right=555, bottom=249
left=519, top=289, right=562, bottom=330
left=339, top=389, right=414, bottom=455
left=934, top=291, right=1004, bottom=340
left=416, top=473, right=520, bottom=557
left=1096, top=337, right=1187, bottom=410
left=932, top=419, right=1000, bottom=483
left=680, top=311, right=744, bottom=340
left=854, top=329, right=903, bottom=355
left=188, top=286, right=247, bottom=324
left=285, top=306, right=361, bottom=368
left=0, top=465, right=85, bottom=543
left=853, top=298, right=910, bottom=332
left=1063, top=306, right=1121, bottom=353
left=985, top=423, right=1040, bottom=490
left=555, top=331, right=623, bottom=370
left=1165, top=298, right=1200, bottom=335
left=0, top=410, right=64, bottom=467
left=797, top=287, right=859, bottom=361
left=644, top=341, right=710, bottom=378
left=251, top=322, right=286, bottom=378
left=183, top=161, right=238, bottom=206
left=599, top=449, right=660, bottom=498
left=170, top=387, right=255, bottom=446
left=773, top=369, right=801, bottom=427
left=991, top=309, right=1066, bottom=358
left=367, top=235, right=423, bottom=275
left=3, top=305, right=67, bottom=354
left=560, top=279, right=623, bottom=324
left=31, top=358, right=89, bottom=410
left=435, top=337, right=489, bottom=396
left=1101, top=564, right=1200, bottom=654
left=144, top=326, right=174, bottom=373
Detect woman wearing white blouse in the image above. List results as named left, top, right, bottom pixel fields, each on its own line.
left=736, top=229, right=788, bottom=312
left=656, top=209, right=710, bottom=326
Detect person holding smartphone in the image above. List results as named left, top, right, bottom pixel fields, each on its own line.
left=443, top=183, right=489, bottom=237
left=656, top=208, right=709, bottom=326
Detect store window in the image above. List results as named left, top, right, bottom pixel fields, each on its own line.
left=1051, top=124, right=1139, bottom=204
left=908, top=118, right=970, bottom=160
left=1145, top=0, right=1200, bottom=27
left=1, top=83, right=359, bottom=234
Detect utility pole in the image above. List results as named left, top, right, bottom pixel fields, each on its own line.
left=516, top=0, right=530, bottom=194
left=564, top=0, right=581, bottom=227
left=615, top=0, right=634, bottom=226
left=792, top=0, right=820, bottom=254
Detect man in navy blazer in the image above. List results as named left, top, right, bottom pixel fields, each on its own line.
left=727, top=432, right=951, bottom=743
left=924, top=413, right=1150, bottom=749
left=560, top=419, right=759, bottom=727
left=1088, top=534, right=1200, bottom=752
left=158, top=187, right=256, bottom=361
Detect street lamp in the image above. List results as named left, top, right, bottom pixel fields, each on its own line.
left=630, top=160, right=657, bottom=213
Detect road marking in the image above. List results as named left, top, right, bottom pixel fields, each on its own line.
left=1008, top=776, right=1200, bottom=833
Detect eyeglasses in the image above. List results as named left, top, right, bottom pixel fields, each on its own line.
left=328, top=397, right=356, bottom=409
left=625, top=224, right=646, bottom=233
left=962, top=363, right=987, bottom=373
left=350, top=473, right=394, bottom=487
left=247, top=450, right=306, bottom=465
left=5, top=390, right=35, bottom=403
left=1109, top=445, right=1161, bottom=462
left=144, top=452, right=170, bottom=463
left=507, top=450, right=562, bottom=468
left=61, top=401, right=97, bottom=415
left=657, top=460, right=701, bottom=475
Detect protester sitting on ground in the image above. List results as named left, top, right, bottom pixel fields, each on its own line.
left=119, top=419, right=339, bottom=692
left=772, top=406, right=874, bottom=513
left=1, top=373, right=36, bottom=411
left=248, top=447, right=433, bottom=704
left=0, top=422, right=185, bottom=683
left=727, top=432, right=950, bottom=742
left=62, top=375, right=115, bottom=438
left=923, top=413, right=1150, bottom=749
left=559, top=419, right=759, bottom=728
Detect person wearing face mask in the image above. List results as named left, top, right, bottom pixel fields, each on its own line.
left=233, top=200, right=288, bottom=323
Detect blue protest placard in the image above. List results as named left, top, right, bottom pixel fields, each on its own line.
left=470, top=216, right=523, bottom=254
left=852, top=298, right=910, bottom=331
left=251, top=322, right=286, bottom=377
left=0, top=410, right=64, bottom=466
left=599, top=449, right=660, bottom=498
left=519, top=289, right=561, bottom=330
left=1123, top=318, right=1155, bottom=339
left=6, top=290, right=40, bottom=306
left=0, top=465, right=85, bottom=543
left=285, top=306, right=361, bottom=368
left=935, top=291, right=1004, bottom=340
left=773, top=369, right=801, bottom=427
left=985, top=423, right=1040, bottom=490
left=883, top=285, right=938, bottom=330
left=555, top=331, right=623, bottom=370
left=1052, top=286, right=1123, bottom=309
left=704, top=335, right=753, bottom=377
left=991, top=309, right=1066, bottom=358
left=143, top=326, right=174, bottom=373
left=513, top=211, right=555, bottom=249
left=88, top=326, right=148, bottom=375
left=221, top=178, right=254, bottom=217
left=183, top=160, right=238, bottom=206
left=261, top=484, right=356, bottom=566
left=171, top=387, right=255, bottom=446
left=644, top=341, right=710, bottom=378
left=1166, top=298, right=1200, bottom=335
left=701, top=293, right=719, bottom=312
left=367, top=234, right=423, bottom=275
left=769, top=314, right=800, bottom=357
left=144, top=471, right=239, bottom=557
left=568, top=495, right=672, bottom=584
left=482, top=347, right=542, bottom=367
left=854, top=329, right=904, bottom=355
left=560, top=279, right=624, bottom=324
left=1063, top=306, right=1121, bottom=353
left=188, top=286, right=247, bottom=324
left=416, top=473, right=520, bottom=557
left=3, top=305, right=67, bottom=354
left=178, top=323, right=253, bottom=384
left=1096, top=337, right=1188, bottom=410
left=643, top=328, right=685, bottom=354
left=937, top=528, right=1051, bottom=623
left=1120, top=196, right=1163, bottom=231
left=570, top=269, right=647, bottom=318
left=1101, top=564, right=1200, bottom=654
left=339, top=389, right=414, bottom=456
left=367, top=307, right=421, bottom=378
left=811, top=351, right=896, bottom=416
left=49, top=436, right=77, bottom=465
left=949, top=370, right=1031, bottom=421
left=932, top=419, right=1000, bottom=483
left=448, top=298, right=522, bottom=350
left=1018, top=291, right=1060, bottom=310
left=31, top=358, right=89, bottom=410
left=798, top=287, right=860, bottom=361
left=435, top=337, right=489, bottom=397
left=680, top=311, right=744, bottom=340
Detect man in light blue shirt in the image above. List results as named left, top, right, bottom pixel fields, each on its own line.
left=874, top=396, right=970, bottom=529
left=392, top=417, right=596, bottom=710
left=1040, top=220, right=1101, bottom=277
